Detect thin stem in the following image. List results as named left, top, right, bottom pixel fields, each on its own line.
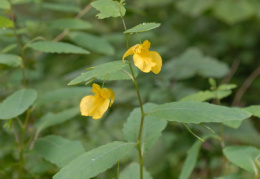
left=232, top=66, right=260, bottom=106
left=183, top=123, right=204, bottom=142
left=53, top=3, right=92, bottom=42
left=120, top=12, right=144, bottom=179
left=7, top=0, right=27, bottom=87
left=18, top=109, right=31, bottom=179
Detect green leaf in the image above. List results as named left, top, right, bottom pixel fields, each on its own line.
left=0, top=16, right=14, bottom=28
left=180, top=91, right=214, bottom=102
left=91, top=0, right=126, bottom=19
left=69, top=32, right=114, bottom=55
left=213, top=0, right=256, bottom=24
left=120, top=162, right=153, bottom=179
left=165, top=48, right=229, bottom=80
left=148, top=101, right=251, bottom=124
left=27, top=41, right=90, bottom=54
left=35, top=107, right=79, bottom=132
left=48, top=18, right=92, bottom=30
left=36, top=87, right=91, bottom=107
left=53, top=141, right=135, bottom=179
left=34, top=135, right=85, bottom=168
left=43, top=3, right=80, bottom=13
left=243, top=105, right=260, bottom=118
left=0, top=89, right=37, bottom=120
left=0, top=0, right=10, bottom=9
left=123, top=103, right=167, bottom=152
left=124, top=22, right=161, bottom=34
left=68, top=61, right=128, bottom=85
left=176, top=0, right=214, bottom=17
left=217, top=174, right=243, bottom=179
left=180, top=88, right=234, bottom=102
left=0, top=54, right=23, bottom=67
left=223, top=146, right=260, bottom=173
left=179, top=140, right=202, bottom=179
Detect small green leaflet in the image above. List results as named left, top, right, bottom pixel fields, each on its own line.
left=124, top=23, right=161, bottom=33
left=0, top=54, right=23, bottom=67
left=91, top=0, right=126, bottom=19
left=213, top=0, right=256, bottom=24
left=48, top=18, right=92, bottom=30
left=0, top=89, right=37, bottom=120
left=148, top=101, right=251, bottom=124
left=243, top=105, right=260, bottom=118
left=120, top=162, right=153, bottom=179
left=0, top=16, right=14, bottom=28
left=0, top=0, right=10, bottom=9
left=68, top=61, right=128, bottom=85
left=34, top=135, right=85, bottom=168
left=223, top=145, right=260, bottom=173
left=53, top=141, right=135, bottom=179
left=43, top=2, right=80, bottom=13
left=27, top=41, right=90, bottom=54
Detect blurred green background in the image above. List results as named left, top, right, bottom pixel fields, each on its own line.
left=1, top=0, right=260, bottom=178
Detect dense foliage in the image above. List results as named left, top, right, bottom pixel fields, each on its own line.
left=1, top=0, right=260, bottom=178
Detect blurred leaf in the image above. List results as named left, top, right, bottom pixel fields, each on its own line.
left=43, top=2, right=80, bottom=13
left=217, top=174, right=243, bottom=179
left=35, top=107, right=79, bottom=132
left=0, top=0, right=10, bottom=9
left=224, top=120, right=260, bottom=146
left=243, top=105, right=260, bottom=118
left=176, top=0, right=214, bottom=17
left=223, top=145, right=260, bottom=173
left=27, top=41, right=90, bottom=54
left=48, top=18, right=92, bottom=30
left=213, top=0, right=256, bottom=24
left=53, top=141, right=135, bottom=179
left=149, top=101, right=251, bottom=123
left=0, top=16, right=14, bottom=28
left=124, top=22, right=161, bottom=33
left=180, top=91, right=214, bottom=102
left=180, top=90, right=233, bottom=102
left=91, top=0, right=126, bottom=19
left=34, top=135, right=85, bottom=168
left=0, top=54, right=22, bottom=67
left=179, top=140, right=203, bottom=179
left=120, top=162, right=153, bottom=179
left=68, top=61, right=128, bottom=85
left=223, top=120, right=243, bottom=129
left=123, top=103, right=167, bottom=152
left=36, top=87, right=91, bottom=107
left=165, top=48, right=229, bottom=80
left=69, top=32, right=114, bottom=55
left=0, top=89, right=37, bottom=120
left=1, top=44, right=18, bottom=53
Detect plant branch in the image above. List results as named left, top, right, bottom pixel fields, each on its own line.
left=53, top=3, right=92, bottom=42
left=232, top=65, right=260, bottom=106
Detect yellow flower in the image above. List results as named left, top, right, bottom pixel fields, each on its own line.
left=80, top=83, right=115, bottom=119
left=122, top=40, right=162, bottom=74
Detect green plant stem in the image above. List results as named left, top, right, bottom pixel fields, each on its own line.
left=7, top=0, right=27, bottom=87
left=127, top=62, right=145, bottom=179
left=18, top=109, right=31, bottom=179
left=120, top=12, right=145, bottom=179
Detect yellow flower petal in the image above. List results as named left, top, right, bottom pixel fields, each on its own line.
left=80, top=83, right=115, bottom=119
left=80, top=95, right=96, bottom=116
left=122, top=45, right=138, bottom=62
left=92, top=98, right=110, bottom=119
left=122, top=40, right=163, bottom=74
left=92, top=83, right=101, bottom=94
left=142, top=40, right=151, bottom=50
left=147, top=51, right=162, bottom=74
left=133, top=54, right=156, bottom=73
